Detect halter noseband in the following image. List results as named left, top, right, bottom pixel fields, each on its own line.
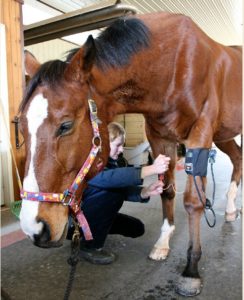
left=20, top=99, right=102, bottom=240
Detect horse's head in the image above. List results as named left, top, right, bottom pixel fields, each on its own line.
left=19, top=45, right=109, bottom=248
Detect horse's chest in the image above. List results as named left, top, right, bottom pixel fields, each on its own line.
left=146, top=112, right=191, bottom=142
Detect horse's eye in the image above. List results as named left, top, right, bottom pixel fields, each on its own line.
left=56, top=121, right=74, bottom=137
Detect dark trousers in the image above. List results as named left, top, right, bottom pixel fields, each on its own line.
left=67, top=190, right=145, bottom=248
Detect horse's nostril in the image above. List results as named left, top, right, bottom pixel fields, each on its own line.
left=33, top=220, right=51, bottom=247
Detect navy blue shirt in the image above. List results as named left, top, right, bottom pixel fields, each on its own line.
left=83, top=158, right=150, bottom=203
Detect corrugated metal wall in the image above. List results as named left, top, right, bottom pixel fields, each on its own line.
left=123, top=0, right=242, bottom=45
left=25, top=39, right=76, bottom=63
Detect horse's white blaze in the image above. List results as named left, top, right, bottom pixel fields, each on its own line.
left=19, top=94, right=48, bottom=239
left=149, top=218, right=175, bottom=260
left=226, top=181, right=238, bottom=213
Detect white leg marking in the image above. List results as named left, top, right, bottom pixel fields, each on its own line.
left=20, top=94, right=48, bottom=239
left=149, top=218, right=175, bottom=260
left=226, top=181, right=238, bottom=213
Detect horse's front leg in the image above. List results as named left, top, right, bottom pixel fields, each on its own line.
left=176, top=174, right=206, bottom=296
left=147, top=141, right=177, bottom=261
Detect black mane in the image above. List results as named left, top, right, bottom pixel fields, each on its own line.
left=20, top=17, right=150, bottom=112
left=67, top=17, right=151, bottom=68
left=94, top=17, right=150, bottom=68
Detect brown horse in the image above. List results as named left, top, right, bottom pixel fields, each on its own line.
left=19, top=12, right=242, bottom=296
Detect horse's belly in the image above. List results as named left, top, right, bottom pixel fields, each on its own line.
left=213, top=125, right=242, bottom=143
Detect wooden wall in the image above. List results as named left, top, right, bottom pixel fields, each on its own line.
left=0, top=0, right=25, bottom=202
left=114, top=114, right=146, bottom=147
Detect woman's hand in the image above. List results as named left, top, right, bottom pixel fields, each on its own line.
left=153, top=154, right=171, bottom=173
left=141, top=154, right=171, bottom=179
left=140, top=180, right=164, bottom=199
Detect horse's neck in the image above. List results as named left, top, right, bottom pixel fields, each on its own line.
left=95, top=90, right=157, bottom=121
left=91, top=70, right=163, bottom=119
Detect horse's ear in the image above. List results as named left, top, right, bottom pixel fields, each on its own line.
left=82, top=35, right=97, bottom=72
left=65, top=35, right=96, bottom=81
left=24, top=50, right=41, bottom=77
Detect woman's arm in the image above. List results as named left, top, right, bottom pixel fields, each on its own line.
left=88, top=154, right=170, bottom=189
left=141, top=154, right=170, bottom=178
left=125, top=180, right=164, bottom=202
left=88, top=167, right=142, bottom=189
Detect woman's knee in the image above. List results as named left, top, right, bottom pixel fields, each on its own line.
left=111, top=213, right=145, bottom=238
left=132, top=219, right=145, bottom=237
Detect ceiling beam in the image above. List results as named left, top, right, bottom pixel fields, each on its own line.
left=24, top=3, right=137, bottom=46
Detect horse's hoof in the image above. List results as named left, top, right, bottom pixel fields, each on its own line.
left=175, top=276, right=202, bottom=297
left=148, top=246, right=169, bottom=261
left=225, top=210, right=239, bottom=222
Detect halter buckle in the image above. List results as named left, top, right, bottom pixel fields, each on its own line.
left=92, top=135, right=102, bottom=148
left=88, top=99, right=97, bottom=115
left=62, top=189, right=73, bottom=206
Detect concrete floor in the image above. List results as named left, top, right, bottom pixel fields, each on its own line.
left=1, top=149, right=242, bottom=300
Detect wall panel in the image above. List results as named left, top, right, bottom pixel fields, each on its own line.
left=25, top=38, right=77, bottom=63
left=0, top=0, right=25, bottom=203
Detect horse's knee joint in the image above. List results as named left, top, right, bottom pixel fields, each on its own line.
left=184, top=202, right=203, bottom=214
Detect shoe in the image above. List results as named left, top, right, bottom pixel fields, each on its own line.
left=80, top=246, right=115, bottom=265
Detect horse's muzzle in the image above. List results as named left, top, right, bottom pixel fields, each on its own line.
left=33, top=220, right=67, bottom=248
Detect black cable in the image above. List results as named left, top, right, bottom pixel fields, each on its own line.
left=210, top=162, right=216, bottom=207
left=193, top=176, right=216, bottom=228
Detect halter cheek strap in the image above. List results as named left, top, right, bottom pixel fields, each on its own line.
left=20, top=99, right=102, bottom=240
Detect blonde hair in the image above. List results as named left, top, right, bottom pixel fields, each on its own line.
left=108, top=122, right=125, bottom=142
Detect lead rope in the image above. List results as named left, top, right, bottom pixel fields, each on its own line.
left=63, top=221, right=81, bottom=300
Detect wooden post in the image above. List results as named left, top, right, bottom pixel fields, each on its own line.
left=0, top=0, right=25, bottom=202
